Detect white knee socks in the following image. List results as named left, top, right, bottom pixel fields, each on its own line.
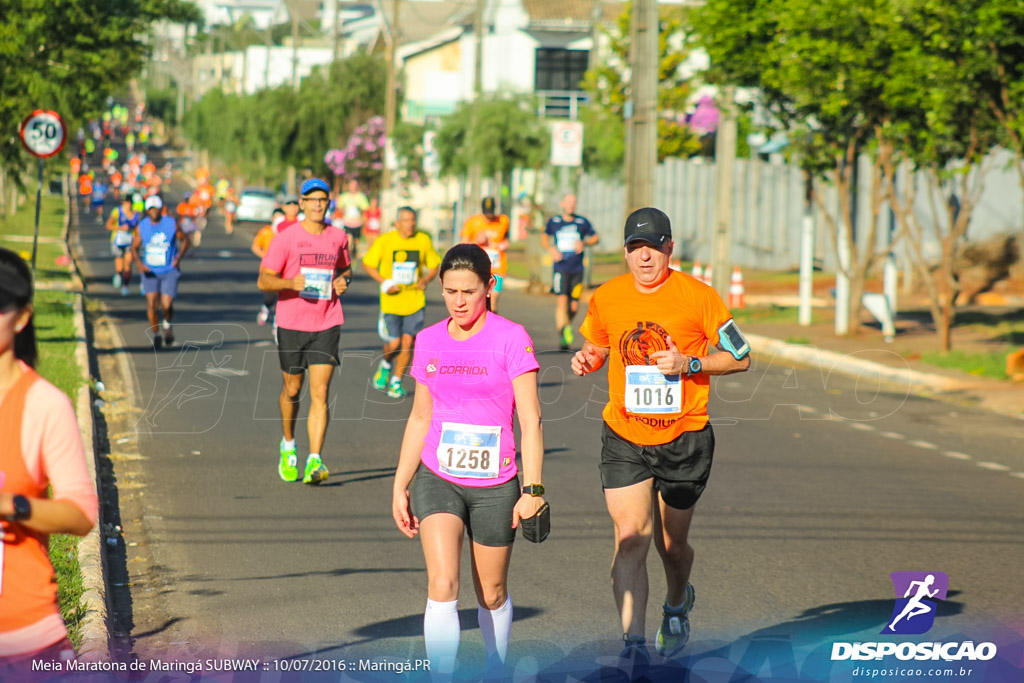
left=478, top=594, right=513, bottom=664
left=424, top=599, right=460, bottom=675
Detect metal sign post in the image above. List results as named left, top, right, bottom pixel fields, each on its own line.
left=19, top=110, right=67, bottom=272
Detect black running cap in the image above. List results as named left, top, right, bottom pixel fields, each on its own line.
left=624, top=207, right=672, bottom=246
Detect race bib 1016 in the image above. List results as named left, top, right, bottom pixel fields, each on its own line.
left=624, top=365, right=682, bottom=415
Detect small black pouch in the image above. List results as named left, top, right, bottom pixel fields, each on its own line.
left=520, top=502, right=550, bottom=543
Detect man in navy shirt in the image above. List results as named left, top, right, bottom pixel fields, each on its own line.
left=542, top=194, right=599, bottom=350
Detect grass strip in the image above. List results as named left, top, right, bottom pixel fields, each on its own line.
left=33, top=273, right=89, bottom=646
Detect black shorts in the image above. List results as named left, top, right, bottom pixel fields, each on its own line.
left=344, top=225, right=362, bottom=240
left=600, top=421, right=714, bottom=510
left=410, top=466, right=520, bottom=547
left=276, top=325, right=341, bottom=373
left=552, top=270, right=584, bottom=300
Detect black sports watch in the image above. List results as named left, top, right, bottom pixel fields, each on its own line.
left=343, top=275, right=352, bottom=286
left=522, top=484, right=545, bottom=497
left=9, top=494, right=31, bottom=521
left=687, top=357, right=703, bottom=376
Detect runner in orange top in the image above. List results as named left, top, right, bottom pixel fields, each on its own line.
left=69, top=157, right=81, bottom=176
left=460, top=196, right=510, bottom=313
left=142, top=161, right=156, bottom=179
left=0, top=249, right=98, bottom=671
left=571, top=207, right=750, bottom=667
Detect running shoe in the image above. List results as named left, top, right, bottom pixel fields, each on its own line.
left=278, top=439, right=298, bottom=482
left=655, top=582, right=695, bottom=658
left=372, top=360, right=391, bottom=391
left=161, top=320, right=174, bottom=346
left=302, top=455, right=329, bottom=485
left=386, top=376, right=406, bottom=399
left=559, top=325, right=573, bottom=351
left=257, top=305, right=270, bottom=325
left=113, top=273, right=122, bottom=287
left=120, top=285, right=130, bottom=296
left=152, top=333, right=163, bottom=350
left=617, top=635, right=651, bottom=678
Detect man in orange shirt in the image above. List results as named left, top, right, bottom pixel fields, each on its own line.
left=460, top=196, right=509, bottom=313
left=571, top=207, right=750, bottom=672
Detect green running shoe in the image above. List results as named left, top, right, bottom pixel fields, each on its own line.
left=303, top=455, right=329, bottom=485
left=655, top=582, right=695, bottom=658
left=372, top=360, right=391, bottom=391
left=560, top=325, right=574, bottom=351
left=386, top=376, right=407, bottom=398
left=278, top=439, right=298, bottom=482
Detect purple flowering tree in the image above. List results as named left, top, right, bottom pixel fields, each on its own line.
left=324, top=115, right=386, bottom=191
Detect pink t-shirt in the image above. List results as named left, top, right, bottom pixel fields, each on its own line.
left=410, top=314, right=539, bottom=487
left=262, top=222, right=350, bottom=333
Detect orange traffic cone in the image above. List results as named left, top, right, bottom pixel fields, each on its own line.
left=703, top=265, right=712, bottom=286
left=670, top=258, right=682, bottom=272
left=691, top=261, right=703, bottom=280
left=729, top=266, right=745, bottom=308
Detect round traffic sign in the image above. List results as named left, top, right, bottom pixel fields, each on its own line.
left=19, top=110, right=67, bottom=158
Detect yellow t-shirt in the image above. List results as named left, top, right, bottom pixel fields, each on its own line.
left=580, top=271, right=733, bottom=445
left=362, top=229, right=441, bottom=316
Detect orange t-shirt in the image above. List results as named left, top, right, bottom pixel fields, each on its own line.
left=69, top=158, right=81, bottom=175
left=461, top=214, right=510, bottom=276
left=252, top=225, right=275, bottom=254
left=580, top=271, right=733, bottom=445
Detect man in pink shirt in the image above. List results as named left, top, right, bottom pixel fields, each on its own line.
left=258, top=179, right=352, bottom=485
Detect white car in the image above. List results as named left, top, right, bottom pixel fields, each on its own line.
left=235, top=187, right=277, bottom=223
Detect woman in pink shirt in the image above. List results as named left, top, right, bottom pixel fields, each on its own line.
left=0, top=248, right=98, bottom=673
left=392, top=244, right=547, bottom=677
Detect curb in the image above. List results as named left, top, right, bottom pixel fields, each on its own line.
left=62, top=189, right=112, bottom=661
left=747, top=333, right=967, bottom=393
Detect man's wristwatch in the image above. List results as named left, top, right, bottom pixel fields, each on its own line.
left=8, top=495, right=31, bottom=521
left=522, top=484, right=545, bottom=497
left=343, top=275, right=352, bottom=286
left=687, top=357, right=703, bottom=376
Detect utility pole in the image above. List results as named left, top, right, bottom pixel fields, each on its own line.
left=711, top=85, right=736, bottom=297
left=291, top=3, right=300, bottom=92
left=329, top=0, right=340, bottom=63
left=382, top=0, right=401, bottom=193
left=623, top=0, right=657, bottom=214
left=466, top=0, right=486, bottom=215
left=265, top=21, right=272, bottom=88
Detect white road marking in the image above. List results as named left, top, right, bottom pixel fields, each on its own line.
left=848, top=423, right=875, bottom=431
left=1010, top=472, right=1024, bottom=480
left=977, top=462, right=1010, bottom=472
left=908, top=440, right=938, bottom=450
left=942, top=451, right=971, bottom=460
left=880, top=431, right=905, bottom=439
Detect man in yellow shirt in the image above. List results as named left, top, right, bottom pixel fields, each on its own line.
left=460, top=196, right=509, bottom=313
left=362, top=206, right=441, bottom=398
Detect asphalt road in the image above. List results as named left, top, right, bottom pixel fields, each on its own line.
left=71, top=169, right=1024, bottom=682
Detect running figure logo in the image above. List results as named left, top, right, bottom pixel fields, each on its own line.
left=881, top=571, right=949, bottom=635
left=619, top=321, right=671, bottom=366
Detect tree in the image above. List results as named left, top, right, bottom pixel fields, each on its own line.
left=0, top=0, right=199, bottom=179
left=579, top=2, right=701, bottom=176
left=434, top=96, right=549, bottom=180
left=881, top=0, right=1002, bottom=351
left=696, top=0, right=904, bottom=337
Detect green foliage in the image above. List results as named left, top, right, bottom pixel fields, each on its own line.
left=920, top=348, right=1020, bottom=380
left=0, top=0, right=199, bottom=178
left=434, top=96, right=549, bottom=179
left=579, top=2, right=702, bottom=175
left=181, top=54, right=387, bottom=183
left=145, top=87, right=178, bottom=126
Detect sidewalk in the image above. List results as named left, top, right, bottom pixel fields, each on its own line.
left=507, top=259, right=1024, bottom=422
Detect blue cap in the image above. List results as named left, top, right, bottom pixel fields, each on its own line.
left=300, top=178, right=330, bottom=196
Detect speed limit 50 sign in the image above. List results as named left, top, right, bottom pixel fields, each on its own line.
left=19, top=110, right=67, bottom=158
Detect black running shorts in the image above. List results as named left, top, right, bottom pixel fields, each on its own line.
left=600, top=421, right=715, bottom=510
left=410, top=466, right=520, bottom=547
left=276, top=325, right=341, bottom=373
left=552, top=270, right=584, bottom=300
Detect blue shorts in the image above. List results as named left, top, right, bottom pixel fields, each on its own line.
left=383, top=309, right=426, bottom=340
left=141, top=268, right=180, bottom=297
left=492, top=274, right=504, bottom=293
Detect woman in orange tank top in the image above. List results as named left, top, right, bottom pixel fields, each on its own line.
left=0, top=248, right=98, bottom=673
